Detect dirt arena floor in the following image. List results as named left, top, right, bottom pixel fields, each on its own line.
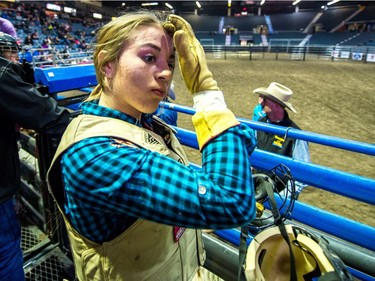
left=171, top=57, right=375, bottom=228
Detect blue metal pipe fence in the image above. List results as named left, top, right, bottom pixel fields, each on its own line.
left=173, top=128, right=375, bottom=205
left=160, top=101, right=375, bottom=156
left=32, top=65, right=374, bottom=280
left=158, top=101, right=375, bottom=279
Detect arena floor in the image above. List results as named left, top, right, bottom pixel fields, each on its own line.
left=172, top=58, right=375, bottom=227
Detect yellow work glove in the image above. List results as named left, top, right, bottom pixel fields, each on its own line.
left=191, top=109, right=239, bottom=150
left=166, top=15, right=219, bottom=94
left=165, top=15, right=239, bottom=150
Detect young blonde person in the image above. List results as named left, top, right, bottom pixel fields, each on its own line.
left=48, top=12, right=257, bottom=280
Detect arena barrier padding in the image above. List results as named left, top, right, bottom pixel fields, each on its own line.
left=34, top=64, right=96, bottom=111
left=34, top=64, right=97, bottom=94
left=19, top=64, right=375, bottom=281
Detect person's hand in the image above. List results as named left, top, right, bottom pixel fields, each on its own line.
left=166, top=15, right=219, bottom=95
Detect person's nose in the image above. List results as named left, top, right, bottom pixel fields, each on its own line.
left=156, top=65, right=173, bottom=82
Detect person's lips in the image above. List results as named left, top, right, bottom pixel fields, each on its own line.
left=152, top=89, right=166, bottom=98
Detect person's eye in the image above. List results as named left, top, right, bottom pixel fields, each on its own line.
left=144, top=55, right=156, bottom=63
left=168, top=62, right=175, bottom=71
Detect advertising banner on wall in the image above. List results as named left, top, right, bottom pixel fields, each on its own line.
left=341, top=51, right=350, bottom=59
left=331, top=50, right=350, bottom=60
left=366, top=53, right=375, bottom=63
left=352, top=52, right=364, bottom=61
left=332, top=50, right=339, bottom=58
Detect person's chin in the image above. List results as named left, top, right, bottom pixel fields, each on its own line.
left=145, top=105, right=159, bottom=114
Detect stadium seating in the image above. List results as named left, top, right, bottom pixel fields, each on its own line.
left=3, top=1, right=374, bottom=50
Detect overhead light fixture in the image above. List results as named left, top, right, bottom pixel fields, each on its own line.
left=46, top=3, right=61, bottom=11
left=260, top=0, right=265, bottom=6
left=228, top=0, right=232, bottom=8
left=327, top=0, right=340, bottom=6
left=93, top=13, right=102, bottom=19
left=196, top=1, right=201, bottom=8
left=141, top=2, right=158, bottom=7
left=64, top=7, right=76, bottom=13
left=165, top=2, right=173, bottom=9
left=292, top=0, right=301, bottom=5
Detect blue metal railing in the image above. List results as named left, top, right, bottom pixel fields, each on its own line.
left=160, top=101, right=375, bottom=156
left=32, top=65, right=375, bottom=280
left=165, top=105, right=375, bottom=206
left=173, top=124, right=375, bottom=248
left=158, top=101, right=375, bottom=280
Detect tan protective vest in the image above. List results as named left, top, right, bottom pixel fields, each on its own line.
left=47, top=114, right=205, bottom=281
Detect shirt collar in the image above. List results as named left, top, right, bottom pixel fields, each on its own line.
left=81, top=100, right=146, bottom=127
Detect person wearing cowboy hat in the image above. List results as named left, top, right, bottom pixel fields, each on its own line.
left=252, top=82, right=310, bottom=197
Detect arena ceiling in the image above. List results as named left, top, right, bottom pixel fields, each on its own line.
left=102, top=1, right=373, bottom=16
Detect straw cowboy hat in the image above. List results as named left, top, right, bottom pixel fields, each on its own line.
left=253, top=82, right=297, bottom=113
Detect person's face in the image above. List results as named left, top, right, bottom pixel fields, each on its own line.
left=100, top=24, right=175, bottom=119
left=261, top=96, right=285, bottom=118
left=2, top=50, right=19, bottom=63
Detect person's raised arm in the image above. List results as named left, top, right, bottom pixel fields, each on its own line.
left=165, top=15, right=240, bottom=150
left=164, top=15, right=258, bottom=225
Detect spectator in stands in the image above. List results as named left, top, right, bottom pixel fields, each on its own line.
left=30, top=31, right=39, bottom=45
left=79, top=39, right=88, bottom=51
left=23, top=34, right=32, bottom=45
left=47, top=12, right=257, bottom=280
left=18, top=46, right=32, bottom=63
left=59, top=45, right=70, bottom=60
left=252, top=82, right=310, bottom=197
left=0, top=32, right=70, bottom=281
left=0, top=10, right=9, bottom=19
left=0, top=16, right=18, bottom=38
left=41, top=38, right=49, bottom=49
left=153, top=81, right=178, bottom=126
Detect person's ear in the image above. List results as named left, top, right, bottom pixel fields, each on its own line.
left=103, top=61, right=115, bottom=79
left=98, top=50, right=115, bottom=79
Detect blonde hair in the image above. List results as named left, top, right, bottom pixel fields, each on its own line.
left=87, top=12, right=166, bottom=101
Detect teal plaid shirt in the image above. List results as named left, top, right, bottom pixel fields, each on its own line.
left=61, top=101, right=257, bottom=243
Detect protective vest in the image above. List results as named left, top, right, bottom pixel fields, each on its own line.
left=47, top=114, right=205, bottom=281
left=256, top=112, right=300, bottom=158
